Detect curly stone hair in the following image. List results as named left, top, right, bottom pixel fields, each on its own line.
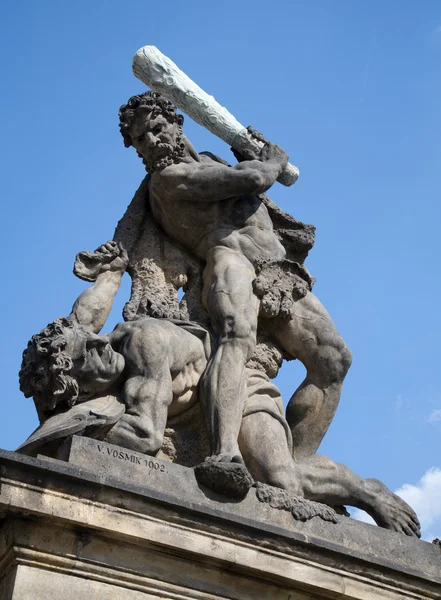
left=118, top=91, right=180, bottom=148
left=19, top=317, right=79, bottom=420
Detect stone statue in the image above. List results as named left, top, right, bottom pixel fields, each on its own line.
left=18, top=242, right=420, bottom=536
left=116, top=90, right=352, bottom=470
left=14, top=41, right=425, bottom=542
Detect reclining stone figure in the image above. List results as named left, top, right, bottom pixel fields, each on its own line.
left=18, top=242, right=420, bottom=537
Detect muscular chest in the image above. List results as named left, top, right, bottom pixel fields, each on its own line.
left=149, top=185, right=220, bottom=244
left=149, top=185, right=269, bottom=239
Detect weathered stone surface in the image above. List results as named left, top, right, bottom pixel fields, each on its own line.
left=17, top=240, right=422, bottom=536
left=16, top=81, right=421, bottom=534
left=63, top=436, right=332, bottom=526
left=113, top=88, right=354, bottom=494
left=255, top=482, right=338, bottom=523
left=0, top=449, right=439, bottom=600
left=160, top=400, right=211, bottom=466
left=194, top=460, right=254, bottom=500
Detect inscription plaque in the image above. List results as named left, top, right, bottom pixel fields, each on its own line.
left=96, top=444, right=167, bottom=472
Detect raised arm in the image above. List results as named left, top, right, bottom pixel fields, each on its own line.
left=70, top=241, right=129, bottom=334
left=160, top=142, right=289, bottom=203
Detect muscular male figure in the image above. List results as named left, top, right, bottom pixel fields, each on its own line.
left=119, top=92, right=352, bottom=463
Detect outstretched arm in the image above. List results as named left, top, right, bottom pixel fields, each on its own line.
left=160, top=142, right=289, bottom=203
left=70, top=241, right=129, bottom=334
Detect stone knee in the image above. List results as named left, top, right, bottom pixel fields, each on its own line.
left=138, top=425, right=164, bottom=453
left=308, top=337, right=352, bottom=388
left=106, top=413, right=165, bottom=455
left=217, top=313, right=257, bottom=360
left=332, top=341, right=352, bottom=383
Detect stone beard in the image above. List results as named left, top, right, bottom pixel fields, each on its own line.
left=138, top=129, right=185, bottom=173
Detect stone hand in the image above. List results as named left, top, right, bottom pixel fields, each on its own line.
left=230, top=126, right=269, bottom=163
left=260, top=142, right=289, bottom=171
left=74, top=241, right=129, bottom=282
left=247, top=126, right=269, bottom=145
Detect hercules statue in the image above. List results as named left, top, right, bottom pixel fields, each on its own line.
left=117, top=91, right=352, bottom=465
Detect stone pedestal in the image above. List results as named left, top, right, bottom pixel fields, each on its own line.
left=0, top=437, right=439, bottom=599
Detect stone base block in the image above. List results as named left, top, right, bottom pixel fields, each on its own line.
left=0, top=437, right=439, bottom=599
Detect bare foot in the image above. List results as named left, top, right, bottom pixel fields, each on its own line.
left=364, top=478, right=421, bottom=538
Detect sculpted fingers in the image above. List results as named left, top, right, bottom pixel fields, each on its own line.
left=260, top=142, right=288, bottom=168
left=117, top=242, right=129, bottom=267
left=406, top=509, right=421, bottom=537
left=409, top=521, right=421, bottom=538
left=399, top=516, right=420, bottom=538
left=247, top=126, right=269, bottom=144
left=74, top=241, right=128, bottom=281
left=260, top=142, right=271, bottom=162
left=95, top=240, right=119, bottom=258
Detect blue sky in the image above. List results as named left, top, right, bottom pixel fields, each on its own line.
left=1, top=1, right=440, bottom=539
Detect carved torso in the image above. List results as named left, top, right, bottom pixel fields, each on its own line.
left=110, top=317, right=207, bottom=417
left=148, top=158, right=286, bottom=265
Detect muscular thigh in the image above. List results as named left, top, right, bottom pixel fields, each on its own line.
left=202, top=246, right=259, bottom=336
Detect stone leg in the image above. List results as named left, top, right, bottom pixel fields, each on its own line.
left=239, top=411, right=302, bottom=496
left=271, top=291, right=352, bottom=460
left=239, top=412, right=420, bottom=537
left=106, top=372, right=172, bottom=454
left=199, top=246, right=259, bottom=461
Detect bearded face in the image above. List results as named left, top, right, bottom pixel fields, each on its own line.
left=128, top=107, right=185, bottom=172
left=63, top=327, right=125, bottom=400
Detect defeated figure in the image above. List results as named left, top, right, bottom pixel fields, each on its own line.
left=18, top=242, right=420, bottom=538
